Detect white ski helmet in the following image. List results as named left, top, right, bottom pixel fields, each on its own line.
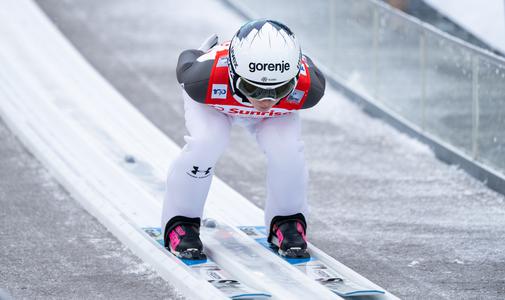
left=228, top=19, right=302, bottom=100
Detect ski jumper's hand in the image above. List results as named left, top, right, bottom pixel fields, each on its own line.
left=198, top=34, right=219, bottom=52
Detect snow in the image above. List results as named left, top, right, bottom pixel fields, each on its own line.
left=407, top=260, right=420, bottom=267
left=424, top=0, right=505, bottom=53
left=0, top=289, right=13, bottom=300
left=301, top=87, right=434, bottom=156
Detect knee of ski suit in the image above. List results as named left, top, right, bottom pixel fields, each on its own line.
left=256, top=115, right=305, bottom=162
left=182, top=131, right=230, bottom=166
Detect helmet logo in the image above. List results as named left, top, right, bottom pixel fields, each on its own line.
left=248, top=61, right=290, bottom=73
left=229, top=46, right=239, bottom=68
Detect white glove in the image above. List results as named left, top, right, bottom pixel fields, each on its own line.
left=198, top=34, right=218, bottom=52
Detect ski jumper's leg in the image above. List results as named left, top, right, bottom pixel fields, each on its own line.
left=161, top=92, right=231, bottom=234
left=255, top=112, right=309, bottom=228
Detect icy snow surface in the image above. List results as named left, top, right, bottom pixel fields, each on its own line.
left=0, top=119, right=184, bottom=300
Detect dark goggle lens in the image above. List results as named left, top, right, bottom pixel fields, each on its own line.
left=238, top=78, right=296, bottom=100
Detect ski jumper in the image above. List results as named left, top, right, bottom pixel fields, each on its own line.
left=162, top=42, right=326, bottom=236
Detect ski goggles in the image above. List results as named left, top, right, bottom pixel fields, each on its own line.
left=236, top=77, right=297, bottom=101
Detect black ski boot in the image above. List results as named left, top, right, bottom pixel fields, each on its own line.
left=164, top=216, right=207, bottom=260
left=268, top=213, right=310, bottom=259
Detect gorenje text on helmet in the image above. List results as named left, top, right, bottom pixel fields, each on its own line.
left=248, top=61, right=290, bottom=73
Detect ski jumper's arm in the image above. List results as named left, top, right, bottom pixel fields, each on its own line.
left=301, top=55, right=326, bottom=109
left=176, top=49, right=213, bottom=103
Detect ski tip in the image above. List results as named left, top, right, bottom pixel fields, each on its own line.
left=336, top=290, right=386, bottom=297
left=231, top=293, right=272, bottom=299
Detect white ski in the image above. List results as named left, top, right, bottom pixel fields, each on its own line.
left=239, top=226, right=385, bottom=297
left=143, top=227, right=271, bottom=299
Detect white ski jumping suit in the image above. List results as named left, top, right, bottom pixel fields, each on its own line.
left=162, top=42, right=325, bottom=234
